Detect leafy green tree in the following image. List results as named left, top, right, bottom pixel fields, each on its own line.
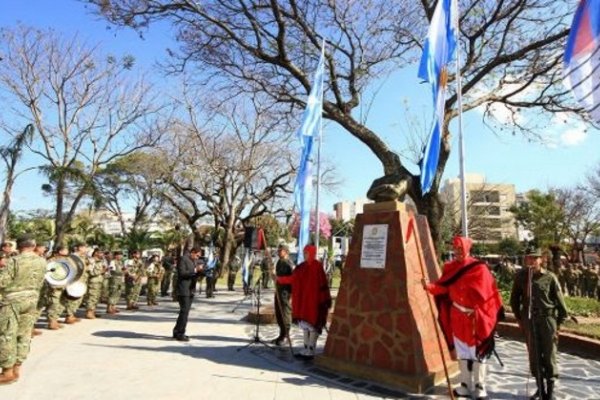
left=510, top=190, right=567, bottom=266
left=497, top=237, right=523, bottom=257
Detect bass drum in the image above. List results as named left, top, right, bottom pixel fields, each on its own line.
left=65, top=281, right=87, bottom=300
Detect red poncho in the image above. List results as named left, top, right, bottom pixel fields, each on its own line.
left=426, top=237, right=503, bottom=359
left=291, top=245, right=332, bottom=333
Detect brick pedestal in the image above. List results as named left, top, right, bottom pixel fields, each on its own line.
left=316, top=201, right=457, bottom=393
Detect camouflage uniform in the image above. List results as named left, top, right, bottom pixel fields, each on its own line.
left=84, top=257, right=105, bottom=318
left=584, top=266, right=599, bottom=298
left=125, top=258, right=145, bottom=308
left=228, top=257, right=240, bottom=291
left=146, top=261, right=163, bottom=306
left=0, top=251, right=46, bottom=379
left=64, top=254, right=90, bottom=320
left=107, top=259, right=125, bottom=311
left=565, top=265, right=577, bottom=297
left=160, top=255, right=174, bottom=297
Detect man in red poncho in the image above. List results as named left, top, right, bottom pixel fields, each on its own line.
left=424, top=236, right=503, bottom=400
left=292, top=245, right=332, bottom=359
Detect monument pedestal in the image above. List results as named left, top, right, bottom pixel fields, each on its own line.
left=316, top=201, right=456, bottom=393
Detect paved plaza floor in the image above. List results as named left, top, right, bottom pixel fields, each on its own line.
left=3, top=287, right=600, bottom=399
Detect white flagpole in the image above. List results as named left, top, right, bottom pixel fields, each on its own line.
left=455, top=8, right=468, bottom=238
left=314, top=39, right=326, bottom=253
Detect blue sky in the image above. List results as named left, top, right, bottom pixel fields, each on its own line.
left=1, top=0, right=599, bottom=216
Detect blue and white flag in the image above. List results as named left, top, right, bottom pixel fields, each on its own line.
left=206, top=243, right=217, bottom=270
left=294, top=41, right=325, bottom=263
left=564, top=0, right=600, bottom=124
left=418, top=0, right=458, bottom=194
left=241, top=249, right=253, bottom=286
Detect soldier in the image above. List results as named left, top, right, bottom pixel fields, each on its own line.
left=84, top=249, right=106, bottom=319
left=556, top=262, right=567, bottom=295
left=270, top=244, right=294, bottom=346
left=45, top=245, right=70, bottom=330
left=107, top=251, right=125, bottom=314
left=125, top=250, right=145, bottom=310
left=576, top=264, right=585, bottom=297
left=63, top=242, right=90, bottom=324
left=146, top=255, right=163, bottom=306
left=260, top=252, right=272, bottom=289
left=1, top=242, right=16, bottom=257
left=227, top=256, right=240, bottom=291
left=204, top=251, right=216, bottom=299
left=510, top=249, right=568, bottom=400
left=100, top=251, right=111, bottom=304
left=161, top=251, right=175, bottom=297
left=584, top=265, right=599, bottom=298
left=0, top=236, right=47, bottom=384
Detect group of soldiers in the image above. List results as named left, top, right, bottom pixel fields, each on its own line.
left=496, top=257, right=600, bottom=299
left=0, top=236, right=182, bottom=385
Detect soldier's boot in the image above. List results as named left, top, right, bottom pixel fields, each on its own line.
left=48, top=319, right=62, bottom=330
left=0, top=366, right=17, bottom=385
left=85, top=309, right=96, bottom=319
left=65, top=315, right=80, bottom=324
left=132, top=303, right=139, bottom=309
left=472, top=362, right=489, bottom=400
left=453, top=360, right=473, bottom=398
left=13, top=363, right=21, bottom=380
left=31, top=328, right=43, bottom=337
left=107, top=305, right=117, bottom=315
left=126, top=301, right=134, bottom=310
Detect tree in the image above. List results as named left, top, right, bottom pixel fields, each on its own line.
left=94, top=152, right=166, bottom=236
left=0, top=26, right=166, bottom=245
left=497, top=237, right=523, bottom=257
left=290, top=211, right=332, bottom=247
left=157, top=98, right=296, bottom=271
left=555, top=187, right=600, bottom=264
left=0, top=124, right=34, bottom=242
left=510, top=189, right=567, bottom=259
left=88, top=0, right=581, bottom=248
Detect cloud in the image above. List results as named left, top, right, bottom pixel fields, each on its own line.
left=560, top=126, right=587, bottom=146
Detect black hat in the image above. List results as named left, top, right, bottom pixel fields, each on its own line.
left=277, top=243, right=289, bottom=252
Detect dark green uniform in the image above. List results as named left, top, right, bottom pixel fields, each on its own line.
left=273, top=257, right=293, bottom=344
left=510, top=267, right=568, bottom=398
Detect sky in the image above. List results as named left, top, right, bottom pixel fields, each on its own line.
left=1, top=0, right=599, bottom=217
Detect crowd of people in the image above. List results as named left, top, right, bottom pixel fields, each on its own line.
left=0, top=236, right=333, bottom=385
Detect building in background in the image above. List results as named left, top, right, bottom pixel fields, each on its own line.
left=333, top=198, right=372, bottom=221
left=441, top=174, right=518, bottom=244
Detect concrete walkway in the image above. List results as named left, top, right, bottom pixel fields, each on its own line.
left=3, top=287, right=600, bottom=399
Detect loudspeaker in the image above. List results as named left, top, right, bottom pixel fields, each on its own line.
left=244, top=227, right=265, bottom=249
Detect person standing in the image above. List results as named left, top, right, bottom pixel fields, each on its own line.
left=173, top=248, right=203, bottom=341
left=146, top=255, right=163, bottom=306
left=64, top=242, right=90, bottom=324
left=510, top=249, right=568, bottom=400
left=227, top=256, right=240, bottom=291
left=424, top=236, right=503, bottom=400
left=0, top=236, right=47, bottom=384
left=84, top=249, right=106, bottom=319
left=107, top=251, right=125, bottom=315
left=125, top=250, right=144, bottom=310
left=271, top=244, right=294, bottom=346
left=260, top=253, right=272, bottom=289
left=45, top=245, right=69, bottom=329
left=161, top=252, right=175, bottom=297
left=291, top=245, right=331, bottom=359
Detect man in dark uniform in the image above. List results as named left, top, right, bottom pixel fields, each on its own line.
left=172, top=248, right=203, bottom=341
left=510, top=249, right=568, bottom=400
left=270, top=244, right=294, bottom=346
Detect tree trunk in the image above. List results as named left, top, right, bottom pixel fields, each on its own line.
left=54, top=176, right=66, bottom=246
left=0, top=173, right=15, bottom=243
left=415, top=192, right=445, bottom=256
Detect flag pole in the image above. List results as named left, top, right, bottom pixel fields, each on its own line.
left=455, top=20, right=468, bottom=238
left=314, top=39, right=326, bottom=253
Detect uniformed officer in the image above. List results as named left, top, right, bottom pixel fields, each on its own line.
left=510, top=249, right=568, bottom=400
left=146, top=255, right=163, bottom=306
left=63, top=242, right=90, bottom=324
left=0, top=236, right=46, bottom=384
left=84, top=249, right=106, bottom=319
left=270, top=244, right=294, bottom=346
left=227, top=256, right=240, bottom=291
left=107, top=251, right=125, bottom=314
left=125, top=250, right=144, bottom=310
